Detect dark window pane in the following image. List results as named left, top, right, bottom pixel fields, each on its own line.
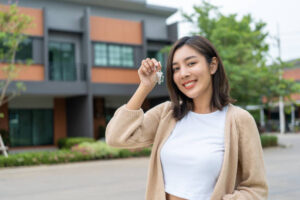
left=16, top=38, right=33, bottom=61
left=49, top=41, right=76, bottom=81
left=9, top=109, right=53, bottom=147
left=9, top=110, right=32, bottom=147
left=32, top=110, right=53, bottom=145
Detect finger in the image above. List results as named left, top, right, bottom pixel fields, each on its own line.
left=146, top=58, right=155, bottom=71
left=151, top=58, right=159, bottom=71
left=143, top=59, right=152, bottom=73
left=157, top=61, right=162, bottom=71
left=141, top=67, right=149, bottom=76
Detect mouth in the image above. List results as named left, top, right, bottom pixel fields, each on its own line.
left=182, top=80, right=197, bottom=89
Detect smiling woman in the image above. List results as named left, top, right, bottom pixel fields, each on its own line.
left=106, top=35, right=268, bottom=200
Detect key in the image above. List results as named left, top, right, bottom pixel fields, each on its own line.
left=155, top=61, right=164, bottom=85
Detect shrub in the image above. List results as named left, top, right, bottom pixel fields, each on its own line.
left=260, top=135, right=278, bottom=147
left=0, top=141, right=150, bottom=168
left=57, top=137, right=95, bottom=149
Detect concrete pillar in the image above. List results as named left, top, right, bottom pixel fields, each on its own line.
left=279, top=96, right=285, bottom=134
left=291, top=105, right=295, bottom=132
left=260, top=106, right=265, bottom=128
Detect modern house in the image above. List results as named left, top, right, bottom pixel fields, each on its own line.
left=0, top=0, right=178, bottom=148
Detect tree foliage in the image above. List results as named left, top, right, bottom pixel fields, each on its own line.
left=0, top=3, right=33, bottom=107
left=183, top=1, right=300, bottom=106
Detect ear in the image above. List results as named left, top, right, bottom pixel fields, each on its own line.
left=209, top=57, right=218, bottom=75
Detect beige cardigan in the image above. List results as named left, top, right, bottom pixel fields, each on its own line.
left=106, top=101, right=268, bottom=200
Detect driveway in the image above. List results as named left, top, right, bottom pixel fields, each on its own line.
left=0, top=134, right=299, bottom=200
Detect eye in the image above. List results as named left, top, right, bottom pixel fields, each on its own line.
left=187, top=62, right=196, bottom=67
left=172, top=67, right=180, bottom=72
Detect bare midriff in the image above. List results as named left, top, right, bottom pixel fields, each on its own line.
left=166, top=192, right=187, bottom=200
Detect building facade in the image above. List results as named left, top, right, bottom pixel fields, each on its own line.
left=0, top=0, right=178, bottom=147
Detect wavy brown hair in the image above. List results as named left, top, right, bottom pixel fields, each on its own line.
left=166, top=35, right=235, bottom=121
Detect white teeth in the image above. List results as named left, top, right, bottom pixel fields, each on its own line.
left=184, top=81, right=195, bottom=87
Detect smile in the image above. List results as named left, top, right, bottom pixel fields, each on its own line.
left=183, top=80, right=197, bottom=89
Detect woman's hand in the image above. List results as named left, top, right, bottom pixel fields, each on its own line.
left=138, top=58, right=162, bottom=90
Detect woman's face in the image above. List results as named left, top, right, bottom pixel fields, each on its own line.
left=172, top=45, right=217, bottom=101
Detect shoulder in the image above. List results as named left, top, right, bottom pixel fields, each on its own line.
left=146, top=101, right=174, bottom=119
left=229, top=104, right=259, bottom=138
left=149, top=100, right=173, bottom=113
left=229, top=104, right=256, bottom=125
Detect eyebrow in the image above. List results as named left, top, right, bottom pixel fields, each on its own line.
left=172, top=56, right=197, bottom=66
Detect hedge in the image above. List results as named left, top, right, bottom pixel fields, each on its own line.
left=57, top=137, right=95, bottom=149
left=0, top=135, right=277, bottom=168
left=260, top=135, right=278, bottom=147
left=0, top=141, right=151, bottom=168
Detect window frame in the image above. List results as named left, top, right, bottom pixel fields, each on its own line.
left=93, top=42, right=137, bottom=69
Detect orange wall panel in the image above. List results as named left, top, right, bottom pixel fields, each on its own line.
left=91, top=67, right=140, bottom=84
left=0, top=5, right=43, bottom=36
left=283, top=68, right=300, bottom=80
left=54, top=98, right=67, bottom=145
left=90, top=16, right=142, bottom=45
left=0, top=64, right=44, bottom=81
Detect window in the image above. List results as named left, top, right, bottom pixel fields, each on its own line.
left=94, top=43, right=134, bottom=68
left=48, top=41, right=76, bottom=81
left=122, top=46, right=134, bottom=67
left=108, top=45, right=122, bottom=66
left=9, top=109, right=53, bottom=147
left=0, top=37, right=33, bottom=61
left=16, top=38, right=33, bottom=61
left=94, top=43, right=107, bottom=66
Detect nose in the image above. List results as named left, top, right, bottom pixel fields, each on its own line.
left=179, top=66, right=190, bottom=79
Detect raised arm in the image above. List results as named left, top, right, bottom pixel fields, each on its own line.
left=105, top=58, right=164, bottom=149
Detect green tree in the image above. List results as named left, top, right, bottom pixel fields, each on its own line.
left=0, top=3, right=32, bottom=108
left=183, top=1, right=300, bottom=106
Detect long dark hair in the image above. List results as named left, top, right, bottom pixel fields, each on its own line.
left=166, top=35, right=235, bottom=121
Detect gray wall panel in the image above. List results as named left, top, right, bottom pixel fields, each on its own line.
left=7, top=81, right=88, bottom=95
left=0, top=0, right=175, bottom=40
left=32, top=37, right=44, bottom=64
left=92, top=83, right=168, bottom=97
left=167, top=22, right=178, bottom=42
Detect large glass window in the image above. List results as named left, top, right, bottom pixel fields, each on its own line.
left=94, top=43, right=134, bottom=68
left=9, top=109, right=53, bottom=147
left=49, top=41, right=76, bottom=81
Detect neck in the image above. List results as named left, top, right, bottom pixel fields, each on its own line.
left=192, top=86, right=216, bottom=114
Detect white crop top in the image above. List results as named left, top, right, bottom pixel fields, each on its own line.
left=160, top=106, right=228, bottom=200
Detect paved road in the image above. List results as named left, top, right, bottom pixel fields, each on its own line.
left=0, top=134, right=299, bottom=200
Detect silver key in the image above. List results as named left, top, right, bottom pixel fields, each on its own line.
left=156, top=61, right=164, bottom=85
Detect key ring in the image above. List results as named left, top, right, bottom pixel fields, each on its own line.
left=155, top=61, right=164, bottom=85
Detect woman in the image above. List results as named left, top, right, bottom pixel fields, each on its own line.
left=106, top=36, right=268, bottom=200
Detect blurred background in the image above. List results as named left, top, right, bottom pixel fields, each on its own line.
left=0, top=0, right=299, bottom=200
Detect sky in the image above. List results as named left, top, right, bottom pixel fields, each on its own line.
left=147, top=0, right=300, bottom=63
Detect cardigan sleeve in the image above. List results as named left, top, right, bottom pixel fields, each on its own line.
left=105, top=101, right=170, bottom=149
left=222, top=109, right=268, bottom=200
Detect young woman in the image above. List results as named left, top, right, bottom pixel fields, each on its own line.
left=106, top=36, right=268, bottom=200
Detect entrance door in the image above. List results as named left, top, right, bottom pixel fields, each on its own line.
left=49, top=41, right=76, bottom=81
